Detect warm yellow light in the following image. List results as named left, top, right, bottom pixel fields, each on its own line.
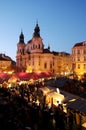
left=35, top=99, right=40, bottom=106
left=82, top=122, right=86, bottom=128
left=7, top=71, right=14, bottom=74
left=56, top=88, right=60, bottom=94
left=47, top=92, right=64, bottom=106
left=69, top=98, right=77, bottom=102
left=8, top=83, right=12, bottom=88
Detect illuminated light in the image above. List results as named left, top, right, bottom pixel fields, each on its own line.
left=79, top=72, right=84, bottom=75
left=56, top=88, right=60, bottom=94
left=19, top=81, right=23, bottom=85
left=62, top=104, right=67, bottom=113
left=46, top=91, right=64, bottom=106
left=82, top=122, right=86, bottom=128
left=8, top=83, right=12, bottom=88
left=8, top=74, right=20, bottom=83
left=35, top=99, right=40, bottom=106
left=69, top=98, right=77, bottom=102
left=2, top=81, right=8, bottom=88
left=7, top=71, right=14, bottom=74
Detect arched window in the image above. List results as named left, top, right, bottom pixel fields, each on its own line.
left=38, top=44, right=40, bottom=49
left=50, top=62, right=52, bottom=69
left=33, top=44, right=35, bottom=49
left=44, top=62, right=47, bottom=69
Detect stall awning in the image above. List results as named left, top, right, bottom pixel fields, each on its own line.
left=67, top=98, right=86, bottom=115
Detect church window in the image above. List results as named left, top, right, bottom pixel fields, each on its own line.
left=44, top=63, right=47, bottom=69
left=35, top=45, right=37, bottom=48
left=50, top=62, right=52, bottom=69
left=38, top=44, right=40, bottom=49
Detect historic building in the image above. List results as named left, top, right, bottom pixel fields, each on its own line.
left=0, top=53, right=16, bottom=73
left=16, top=22, right=72, bottom=75
left=72, top=41, right=86, bottom=78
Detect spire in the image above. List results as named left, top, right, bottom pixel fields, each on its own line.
left=19, top=30, right=24, bottom=43
left=33, top=21, right=40, bottom=38
left=36, top=19, right=38, bottom=25
left=48, top=44, right=50, bottom=50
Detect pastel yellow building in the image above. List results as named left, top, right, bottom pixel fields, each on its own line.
left=72, top=41, right=86, bottom=78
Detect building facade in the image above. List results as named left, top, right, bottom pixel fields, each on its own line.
left=16, top=22, right=72, bottom=75
left=72, top=41, right=86, bottom=78
left=0, top=54, right=16, bottom=73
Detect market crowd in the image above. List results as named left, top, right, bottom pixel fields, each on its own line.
left=0, top=80, right=79, bottom=130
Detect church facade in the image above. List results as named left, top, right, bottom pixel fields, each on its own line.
left=16, top=22, right=72, bottom=75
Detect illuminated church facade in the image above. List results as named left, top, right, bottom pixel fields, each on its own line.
left=16, top=22, right=72, bottom=75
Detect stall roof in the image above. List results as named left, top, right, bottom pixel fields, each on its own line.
left=67, top=98, right=86, bottom=115
left=58, top=89, right=86, bottom=115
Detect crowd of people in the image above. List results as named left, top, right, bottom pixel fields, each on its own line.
left=0, top=77, right=84, bottom=130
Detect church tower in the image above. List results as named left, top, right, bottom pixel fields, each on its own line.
left=29, top=21, right=44, bottom=53
left=16, top=31, right=25, bottom=69
left=33, top=21, right=40, bottom=38
left=17, top=30, right=25, bottom=56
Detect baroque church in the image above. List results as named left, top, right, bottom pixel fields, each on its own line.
left=16, top=22, right=71, bottom=75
